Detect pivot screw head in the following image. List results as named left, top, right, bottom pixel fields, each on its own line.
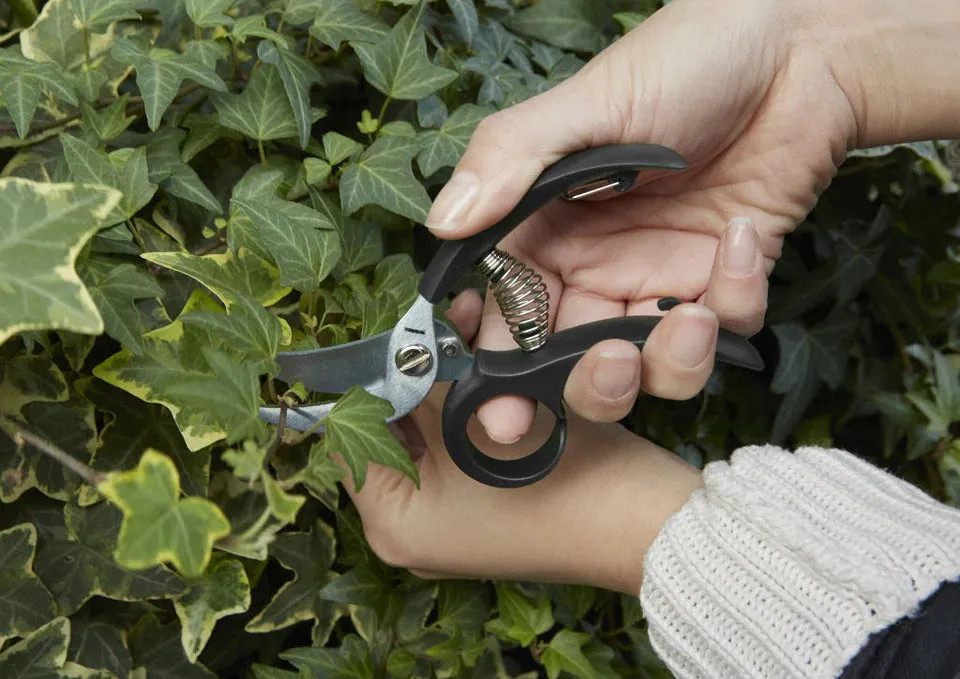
left=396, top=344, right=433, bottom=376
left=440, top=339, right=460, bottom=357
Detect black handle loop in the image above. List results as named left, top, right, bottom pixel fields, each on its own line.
left=418, top=144, right=688, bottom=303
left=442, top=313, right=765, bottom=488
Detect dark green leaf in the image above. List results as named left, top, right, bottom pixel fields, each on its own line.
left=0, top=524, right=57, bottom=640
left=340, top=136, right=432, bottom=223
left=308, top=0, right=390, bottom=51
left=67, top=619, right=131, bottom=679
left=280, top=635, right=374, bottom=679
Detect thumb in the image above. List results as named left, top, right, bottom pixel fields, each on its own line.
left=424, top=73, right=620, bottom=239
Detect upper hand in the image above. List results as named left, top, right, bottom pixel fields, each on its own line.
left=424, top=0, right=857, bottom=443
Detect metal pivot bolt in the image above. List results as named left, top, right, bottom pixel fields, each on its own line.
left=396, top=344, right=433, bottom=376
left=440, top=339, right=460, bottom=357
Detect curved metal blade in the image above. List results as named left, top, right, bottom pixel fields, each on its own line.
left=258, top=297, right=474, bottom=433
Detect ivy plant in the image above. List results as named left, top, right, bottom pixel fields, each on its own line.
left=0, top=1, right=958, bottom=678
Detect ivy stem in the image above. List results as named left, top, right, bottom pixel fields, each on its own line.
left=1, top=418, right=106, bottom=487
left=262, top=401, right=287, bottom=471
left=377, top=95, right=392, bottom=128
left=81, top=26, right=91, bottom=65
left=127, top=219, right=147, bottom=252
left=258, top=139, right=268, bottom=167
left=285, top=413, right=327, bottom=445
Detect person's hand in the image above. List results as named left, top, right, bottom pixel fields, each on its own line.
left=341, top=290, right=703, bottom=595
left=423, top=0, right=859, bottom=444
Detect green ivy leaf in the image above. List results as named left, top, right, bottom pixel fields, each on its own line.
left=70, top=0, right=141, bottom=32
left=180, top=293, right=283, bottom=375
left=447, top=0, right=480, bottom=47
left=485, top=583, right=554, bottom=646
left=505, top=0, right=607, bottom=53
left=304, top=158, right=332, bottom=185
left=257, top=40, right=323, bottom=149
left=373, top=254, right=419, bottom=314
left=311, top=191, right=383, bottom=278
left=0, top=524, right=57, bottom=640
left=340, top=136, right=431, bottom=223
left=128, top=614, right=216, bottom=679
left=146, top=128, right=223, bottom=214
left=541, top=629, right=594, bottom=679
left=262, top=473, right=307, bottom=524
left=81, top=96, right=135, bottom=141
left=33, top=502, right=186, bottom=616
left=112, top=37, right=227, bottom=131
left=0, top=178, right=120, bottom=347
left=67, top=619, right=132, bottom=679
left=307, top=0, right=389, bottom=51
left=361, top=291, right=399, bottom=337
left=173, top=556, right=251, bottom=663
left=251, top=665, right=300, bottom=679
left=0, top=46, right=77, bottom=138
left=352, top=0, right=457, bottom=100
left=613, top=12, right=648, bottom=33
left=0, top=617, right=110, bottom=679
left=280, top=635, right=374, bottom=679
left=417, top=104, right=489, bottom=177
left=245, top=521, right=339, bottom=633
left=99, top=449, right=232, bottom=577
left=186, top=0, right=235, bottom=28
left=324, top=385, right=419, bottom=491
left=0, top=353, right=68, bottom=417
left=323, top=131, right=364, bottom=166
left=79, top=258, right=164, bottom=355
left=318, top=564, right=391, bottom=613
left=212, top=64, right=317, bottom=142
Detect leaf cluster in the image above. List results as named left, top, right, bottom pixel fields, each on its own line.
left=0, top=1, right=958, bottom=678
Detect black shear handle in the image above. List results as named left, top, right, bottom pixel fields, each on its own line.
left=441, top=313, right=764, bottom=488
left=418, top=144, right=688, bottom=304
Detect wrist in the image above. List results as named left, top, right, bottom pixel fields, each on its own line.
left=791, top=0, right=960, bottom=147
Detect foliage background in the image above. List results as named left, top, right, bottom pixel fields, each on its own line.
left=0, top=0, right=958, bottom=677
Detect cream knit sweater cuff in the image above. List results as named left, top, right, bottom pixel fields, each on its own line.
left=639, top=445, right=960, bottom=679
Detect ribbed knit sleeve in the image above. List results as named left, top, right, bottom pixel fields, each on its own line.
left=638, top=445, right=960, bottom=679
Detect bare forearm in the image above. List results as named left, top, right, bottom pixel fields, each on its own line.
left=795, top=0, right=960, bottom=147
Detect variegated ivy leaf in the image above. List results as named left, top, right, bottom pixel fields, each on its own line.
left=111, top=37, right=227, bottom=131
left=417, top=103, right=490, bottom=177
left=128, top=615, right=216, bottom=679
left=229, top=171, right=341, bottom=292
left=78, top=257, right=164, bottom=355
left=0, top=178, right=120, bottom=348
left=70, top=0, right=141, bottom=33
left=306, top=0, right=390, bottom=51
left=257, top=40, right=323, bottom=149
left=340, top=136, right=431, bottom=223
left=60, top=135, right=158, bottom=227
left=20, top=0, right=107, bottom=70
left=146, top=127, right=223, bottom=214
left=186, top=0, right=235, bottom=28
left=504, top=0, right=607, bottom=54
left=324, top=385, right=419, bottom=491
left=173, top=556, right=251, bottom=663
left=352, top=0, right=457, bottom=100
left=0, top=617, right=112, bottom=679
left=67, top=619, right=132, bottom=679
left=33, top=502, right=186, bottom=616
left=0, top=46, right=77, bottom=138
left=0, top=353, right=69, bottom=417
left=0, top=524, right=57, bottom=641
left=99, top=449, right=232, bottom=578
left=213, top=64, right=322, bottom=142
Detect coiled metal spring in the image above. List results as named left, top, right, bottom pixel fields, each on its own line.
left=477, top=249, right=550, bottom=352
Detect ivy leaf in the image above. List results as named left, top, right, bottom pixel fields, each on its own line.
left=323, top=131, right=364, bottom=166
left=485, top=583, right=554, bottom=646
left=0, top=396, right=97, bottom=503
left=20, top=0, right=94, bottom=70
left=324, top=385, right=419, bottom=491
left=304, top=158, right=332, bottom=186
left=0, top=46, right=77, bottom=138
left=111, top=37, right=227, bottom=131
left=307, top=0, right=389, bottom=51
left=128, top=615, right=216, bottom=679
left=78, top=258, right=163, bottom=354
left=81, top=96, right=135, bottom=141
left=251, top=667, right=300, bottom=679
left=318, top=565, right=391, bottom=613
left=263, top=474, right=307, bottom=524
left=352, top=0, right=457, bottom=100
left=98, top=449, right=232, bottom=578
left=0, top=524, right=57, bottom=640
left=311, top=191, right=383, bottom=278
left=340, top=136, right=431, bottom=223
left=0, top=178, right=120, bottom=347
left=505, top=0, right=607, bottom=54
left=0, top=353, right=68, bottom=417
left=257, top=41, right=323, bottom=149
left=436, top=581, right=488, bottom=638
left=186, top=0, right=235, bottom=28
left=417, top=104, right=490, bottom=177
left=447, top=0, right=480, bottom=47
left=67, top=619, right=132, bottom=679
left=373, top=254, right=419, bottom=314
left=34, top=501, right=186, bottom=616
left=70, top=0, right=141, bottom=32
left=245, top=522, right=338, bottom=633
left=280, top=635, right=374, bottom=679
left=146, top=128, right=223, bottom=214
left=230, top=14, right=284, bottom=44
left=231, top=180, right=341, bottom=292
left=416, top=95, right=448, bottom=129
left=174, top=556, right=251, bottom=663
left=541, top=629, right=594, bottom=679
left=361, top=292, right=399, bottom=337
left=613, top=12, right=648, bottom=33
left=213, top=64, right=317, bottom=142
left=0, top=617, right=109, bottom=679
left=60, top=135, right=157, bottom=226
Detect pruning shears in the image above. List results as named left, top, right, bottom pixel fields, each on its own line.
left=258, top=144, right=765, bottom=488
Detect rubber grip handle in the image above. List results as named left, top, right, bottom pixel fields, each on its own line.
left=418, top=144, right=688, bottom=303
left=441, top=314, right=764, bottom=488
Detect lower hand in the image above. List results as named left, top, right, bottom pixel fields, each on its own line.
left=340, top=291, right=703, bottom=595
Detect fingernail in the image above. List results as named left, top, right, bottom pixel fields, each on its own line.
left=668, top=307, right=717, bottom=369
left=721, top=217, right=759, bottom=278
left=592, top=346, right=640, bottom=400
left=426, top=171, right=480, bottom=232
left=477, top=410, right=522, bottom=445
